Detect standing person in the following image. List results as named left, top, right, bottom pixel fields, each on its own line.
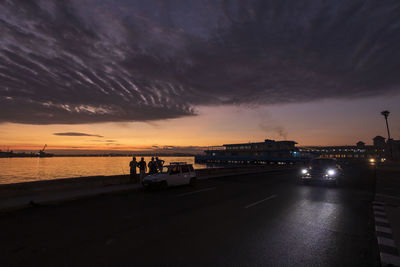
left=138, top=157, right=147, bottom=184
left=129, top=156, right=138, bottom=183
left=148, top=157, right=158, bottom=175
left=156, top=157, right=165, bottom=172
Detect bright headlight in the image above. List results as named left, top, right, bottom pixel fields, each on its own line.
left=301, top=169, right=308, bottom=174
left=327, top=169, right=335, bottom=176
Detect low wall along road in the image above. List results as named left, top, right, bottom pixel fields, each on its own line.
left=0, top=164, right=298, bottom=211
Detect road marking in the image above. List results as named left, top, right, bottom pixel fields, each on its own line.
left=376, top=226, right=393, bottom=234
left=374, top=210, right=386, bottom=216
left=244, top=195, right=277, bottom=209
left=376, top=194, right=400, bottom=201
left=373, top=205, right=385, bottom=211
left=177, top=187, right=216, bottom=197
left=375, top=217, right=390, bottom=224
left=372, top=201, right=400, bottom=267
left=377, top=236, right=396, bottom=247
left=380, top=252, right=400, bottom=266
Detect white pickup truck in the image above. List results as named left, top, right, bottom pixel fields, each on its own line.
left=142, top=162, right=197, bottom=189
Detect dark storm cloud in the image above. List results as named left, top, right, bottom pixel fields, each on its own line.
left=1, top=0, right=400, bottom=124
left=54, top=132, right=103, bottom=137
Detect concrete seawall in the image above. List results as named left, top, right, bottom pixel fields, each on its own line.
left=0, top=174, right=130, bottom=199
left=0, top=164, right=298, bottom=211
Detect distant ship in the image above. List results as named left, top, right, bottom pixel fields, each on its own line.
left=37, top=144, right=54, bottom=158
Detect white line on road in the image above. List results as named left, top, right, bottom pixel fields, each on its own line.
left=380, top=252, right=400, bottom=266
left=244, top=195, right=277, bottom=209
left=177, top=187, right=216, bottom=197
left=377, top=237, right=396, bottom=247
left=376, top=194, right=400, bottom=201
left=376, top=226, right=392, bottom=234
left=375, top=217, right=390, bottom=224
left=374, top=210, right=386, bottom=216
left=373, top=205, right=385, bottom=211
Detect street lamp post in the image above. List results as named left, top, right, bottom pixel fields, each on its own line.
left=381, top=110, right=392, bottom=160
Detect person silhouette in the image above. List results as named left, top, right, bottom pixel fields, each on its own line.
left=148, top=157, right=158, bottom=175
left=156, top=157, right=165, bottom=172
left=138, top=157, right=147, bottom=184
left=129, top=156, right=138, bottom=183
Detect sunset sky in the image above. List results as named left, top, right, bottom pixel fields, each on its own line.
left=1, top=0, right=400, bottom=154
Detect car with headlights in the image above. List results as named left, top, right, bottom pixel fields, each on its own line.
left=300, top=158, right=342, bottom=186
left=142, top=162, right=197, bottom=190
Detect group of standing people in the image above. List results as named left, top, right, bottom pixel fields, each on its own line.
left=129, top=156, right=165, bottom=184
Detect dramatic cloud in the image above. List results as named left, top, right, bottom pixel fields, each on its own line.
left=1, top=0, right=400, bottom=124
left=54, top=132, right=103, bottom=137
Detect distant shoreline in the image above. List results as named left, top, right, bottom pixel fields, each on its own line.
left=0, top=153, right=199, bottom=158
left=55, top=154, right=198, bottom=157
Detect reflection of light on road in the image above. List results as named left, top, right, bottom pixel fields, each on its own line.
left=296, top=187, right=342, bottom=229
left=250, top=191, right=343, bottom=265
left=306, top=201, right=338, bottom=226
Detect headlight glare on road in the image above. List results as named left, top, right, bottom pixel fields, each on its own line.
left=301, top=169, right=308, bottom=174
left=327, top=169, right=335, bottom=176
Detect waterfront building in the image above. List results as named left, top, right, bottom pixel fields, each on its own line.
left=387, top=139, right=400, bottom=161
left=298, top=136, right=388, bottom=161
left=356, top=141, right=366, bottom=149
left=195, top=136, right=400, bottom=165
left=373, top=136, right=386, bottom=148
left=195, top=139, right=300, bottom=164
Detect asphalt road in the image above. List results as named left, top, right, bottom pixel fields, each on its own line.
left=0, top=164, right=379, bottom=266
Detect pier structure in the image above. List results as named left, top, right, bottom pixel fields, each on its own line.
left=195, top=139, right=305, bottom=165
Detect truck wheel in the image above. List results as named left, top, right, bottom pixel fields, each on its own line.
left=190, top=177, right=197, bottom=187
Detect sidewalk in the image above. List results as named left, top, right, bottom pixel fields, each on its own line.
left=0, top=167, right=294, bottom=212
left=374, top=163, right=400, bottom=266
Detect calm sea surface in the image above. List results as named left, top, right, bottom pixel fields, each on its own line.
left=0, top=156, right=208, bottom=185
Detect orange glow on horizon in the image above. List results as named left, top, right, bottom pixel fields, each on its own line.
left=1, top=97, right=399, bottom=153
left=1, top=145, right=158, bottom=151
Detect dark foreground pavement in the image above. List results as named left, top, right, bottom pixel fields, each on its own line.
left=0, top=164, right=379, bottom=266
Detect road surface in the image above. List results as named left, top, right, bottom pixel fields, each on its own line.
left=0, top=164, right=379, bottom=266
